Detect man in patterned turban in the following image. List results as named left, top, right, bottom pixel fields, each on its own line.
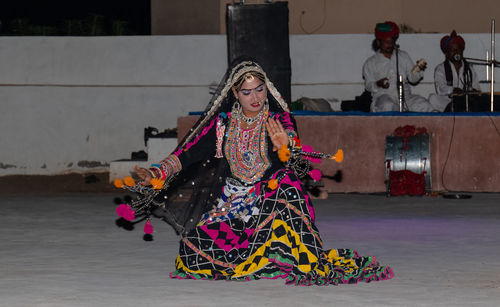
left=429, top=30, right=480, bottom=111
left=363, top=21, right=435, bottom=112
left=440, top=30, right=466, bottom=54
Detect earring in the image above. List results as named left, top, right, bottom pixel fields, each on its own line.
left=232, top=100, right=241, bottom=114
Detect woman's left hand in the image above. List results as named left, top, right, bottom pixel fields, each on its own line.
left=266, top=118, right=288, bottom=152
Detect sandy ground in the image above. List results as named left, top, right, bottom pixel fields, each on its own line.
left=1, top=190, right=499, bottom=306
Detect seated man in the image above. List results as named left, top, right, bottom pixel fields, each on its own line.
left=363, top=21, right=435, bottom=112
left=429, top=31, right=481, bottom=112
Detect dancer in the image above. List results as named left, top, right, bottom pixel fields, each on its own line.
left=117, top=60, right=393, bottom=286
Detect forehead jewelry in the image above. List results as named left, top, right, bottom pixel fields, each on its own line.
left=244, top=73, right=255, bottom=82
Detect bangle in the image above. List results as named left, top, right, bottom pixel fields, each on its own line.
left=150, top=155, right=182, bottom=182
left=147, top=169, right=157, bottom=179
left=149, top=165, right=164, bottom=180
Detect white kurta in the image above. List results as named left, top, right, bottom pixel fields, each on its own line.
left=363, top=50, right=435, bottom=112
left=428, top=60, right=481, bottom=112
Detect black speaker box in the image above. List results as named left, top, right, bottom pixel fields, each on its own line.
left=226, top=2, right=291, bottom=105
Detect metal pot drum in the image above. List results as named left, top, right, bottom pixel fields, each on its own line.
left=385, top=134, right=432, bottom=194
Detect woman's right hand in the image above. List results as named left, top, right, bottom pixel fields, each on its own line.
left=134, top=165, right=153, bottom=186
left=266, top=117, right=288, bottom=152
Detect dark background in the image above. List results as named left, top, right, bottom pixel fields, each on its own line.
left=0, top=0, right=151, bottom=35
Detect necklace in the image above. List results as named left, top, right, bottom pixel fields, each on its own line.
left=240, top=106, right=265, bottom=125
left=240, top=128, right=256, bottom=168
left=225, top=103, right=270, bottom=184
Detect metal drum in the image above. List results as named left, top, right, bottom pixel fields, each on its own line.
left=385, top=134, right=432, bottom=193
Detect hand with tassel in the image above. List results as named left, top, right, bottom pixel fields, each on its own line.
left=113, top=170, right=169, bottom=239
left=277, top=137, right=344, bottom=182
left=277, top=139, right=344, bottom=164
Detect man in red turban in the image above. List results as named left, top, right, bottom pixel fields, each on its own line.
left=440, top=30, right=466, bottom=53
left=363, top=21, right=435, bottom=112
left=429, top=30, right=480, bottom=111
left=375, top=21, right=400, bottom=41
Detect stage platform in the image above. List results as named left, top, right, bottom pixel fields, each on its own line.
left=178, top=112, right=500, bottom=193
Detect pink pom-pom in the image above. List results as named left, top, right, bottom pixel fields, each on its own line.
left=116, top=204, right=129, bottom=217
left=123, top=210, right=135, bottom=221
left=144, top=220, right=154, bottom=234
left=309, top=169, right=322, bottom=181
left=302, top=145, right=322, bottom=164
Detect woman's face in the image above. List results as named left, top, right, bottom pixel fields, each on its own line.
left=233, top=74, right=267, bottom=117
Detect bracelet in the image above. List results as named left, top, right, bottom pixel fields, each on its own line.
left=149, top=165, right=165, bottom=180
left=147, top=168, right=158, bottom=179
left=149, top=155, right=182, bottom=182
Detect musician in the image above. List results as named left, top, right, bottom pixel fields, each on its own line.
left=429, top=30, right=481, bottom=112
left=363, top=21, right=436, bottom=112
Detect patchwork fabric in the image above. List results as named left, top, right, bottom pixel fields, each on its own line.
left=170, top=169, right=394, bottom=286
left=198, top=178, right=258, bottom=225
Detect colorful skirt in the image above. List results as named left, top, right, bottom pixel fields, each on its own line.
left=171, top=169, right=394, bottom=286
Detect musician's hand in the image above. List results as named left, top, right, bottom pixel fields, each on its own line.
left=453, top=88, right=464, bottom=95
left=376, top=78, right=390, bottom=89
left=416, top=58, right=427, bottom=71
left=134, top=165, right=152, bottom=186
left=411, top=59, right=427, bottom=75
left=266, top=118, right=288, bottom=152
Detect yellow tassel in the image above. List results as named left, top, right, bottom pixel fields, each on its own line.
left=278, top=145, right=291, bottom=162
left=113, top=178, right=124, bottom=188
left=124, top=176, right=135, bottom=187
left=332, top=149, right=344, bottom=163
left=267, top=179, right=278, bottom=190
left=150, top=178, right=165, bottom=190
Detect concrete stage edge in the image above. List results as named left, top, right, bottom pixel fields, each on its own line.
left=178, top=113, right=500, bottom=193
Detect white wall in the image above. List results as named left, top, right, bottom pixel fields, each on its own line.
left=0, top=34, right=495, bottom=175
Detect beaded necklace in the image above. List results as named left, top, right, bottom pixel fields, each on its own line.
left=240, top=106, right=266, bottom=125
left=225, top=104, right=270, bottom=184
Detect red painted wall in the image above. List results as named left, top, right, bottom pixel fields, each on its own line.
left=179, top=115, right=500, bottom=193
